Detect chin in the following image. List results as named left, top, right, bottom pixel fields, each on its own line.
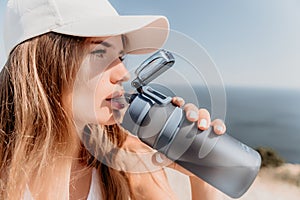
left=97, top=113, right=120, bottom=126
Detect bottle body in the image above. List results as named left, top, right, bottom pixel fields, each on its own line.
left=122, top=92, right=261, bottom=198
left=171, top=121, right=261, bottom=198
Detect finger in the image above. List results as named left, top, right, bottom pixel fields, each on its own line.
left=152, top=152, right=172, bottom=166
left=198, top=109, right=211, bottom=130
left=211, top=119, right=226, bottom=135
left=172, top=96, right=185, bottom=107
left=183, top=103, right=199, bottom=122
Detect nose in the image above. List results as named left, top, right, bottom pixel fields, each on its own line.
left=109, top=59, right=131, bottom=84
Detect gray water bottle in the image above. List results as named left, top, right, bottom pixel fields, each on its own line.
left=121, top=50, right=261, bottom=198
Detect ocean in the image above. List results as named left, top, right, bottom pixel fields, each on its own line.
left=184, top=86, right=300, bottom=164
left=224, top=87, right=300, bottom=164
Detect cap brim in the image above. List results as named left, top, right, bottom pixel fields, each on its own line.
left=53, top=15, right=169, bottom=54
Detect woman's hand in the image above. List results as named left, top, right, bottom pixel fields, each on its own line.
left=166, top=96, right=226, bottom=175
left=172, top=96, right=226, bottom=135
left=170, top=96, right=226, bottom=200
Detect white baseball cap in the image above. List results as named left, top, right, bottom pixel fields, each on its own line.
left=4, top=0, right=169, bottom=56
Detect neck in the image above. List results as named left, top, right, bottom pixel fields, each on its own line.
left=69, top=154, right=93, bottom=200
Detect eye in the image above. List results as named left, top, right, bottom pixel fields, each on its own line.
left=90, top=49, right=106, bottom=58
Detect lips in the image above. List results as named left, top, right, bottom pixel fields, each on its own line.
left=106, top=92, right=126, bottom=110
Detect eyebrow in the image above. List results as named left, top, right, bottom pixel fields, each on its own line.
left=90, top=40, right=112, bottom=48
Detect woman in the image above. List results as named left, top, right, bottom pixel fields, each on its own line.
left=0, top=0, right=226, bottom=199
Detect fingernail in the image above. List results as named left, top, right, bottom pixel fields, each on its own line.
left=188, top=111, right=198, bottom=120
left=155, top=153, right=165, bottom=164
left=176, top=97, right=184, bottom=102
left=199, top=119, right=208, bottom=128
left=216, top=125, right=223, bottom=132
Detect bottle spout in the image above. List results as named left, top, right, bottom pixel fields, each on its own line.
left=124, top=92, right=138, bottom=104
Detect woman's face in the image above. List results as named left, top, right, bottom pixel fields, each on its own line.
left=71, top=35, right=130, bottom=128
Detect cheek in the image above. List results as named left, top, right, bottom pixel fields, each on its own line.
left=95, top=107, right=116, bottom=125
left=72, top=75, right=101, bottom=124
left=94, top=80, right=118, bottom=125
left=94, top=78, right=108, bottom=102
left=72, top=87, right=98, bottom=125
left=72, top=73, right=116, bottom=126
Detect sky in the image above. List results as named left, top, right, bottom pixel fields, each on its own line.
left=1, top=0, right=300, bottom=89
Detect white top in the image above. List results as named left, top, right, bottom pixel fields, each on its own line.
left=23, top=168, right=102, bottom=200
left=87, top=168, right=102, bottom=200
left=24, top=168, right=191, bottom=200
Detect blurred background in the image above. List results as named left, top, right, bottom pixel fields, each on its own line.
left=1, top=0, right=300, bottom=199
left=1, top=0, right=300, bottom=164
left=114, top=0, right=300, bottom=164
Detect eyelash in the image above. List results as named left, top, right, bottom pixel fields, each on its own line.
left=91, top=50, right=126, bottom=62
left=91, top=49, right=106, bottom=58
left=119, top=54, right=126, bottom=62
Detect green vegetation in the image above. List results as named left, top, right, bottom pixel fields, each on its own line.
left=255, top=147, right=285, bottom=168
left=256, top=147, right=300, bottom=187
left=275, top=170, right=300, bottom=187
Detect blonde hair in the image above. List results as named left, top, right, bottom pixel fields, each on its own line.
left=0, top=33, right=132, bottom=199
